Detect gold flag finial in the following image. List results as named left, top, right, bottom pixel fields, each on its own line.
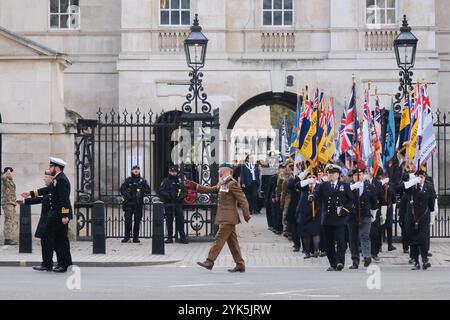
left=352, top=73, right=356, bottom=84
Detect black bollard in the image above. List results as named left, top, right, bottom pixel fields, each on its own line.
left=92, top=200, right=106, bottom=254
left=152, top=199, right=165, bottom=255
left=19, top=204, right=32, bottom=253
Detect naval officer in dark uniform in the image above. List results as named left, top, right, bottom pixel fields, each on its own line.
left=22, top=157, right=73, bottom=272
left=309, top=164, right=353, bottom=271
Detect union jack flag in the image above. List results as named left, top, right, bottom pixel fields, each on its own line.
left=339, top=83, right=356, bottom=157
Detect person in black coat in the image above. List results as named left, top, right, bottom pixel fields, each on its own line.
left=22, top=157, right=73, bottom=272
left=397, top=169, right=435, bottom=270
left=309, top=164, right=353, bottom=271
left=347, top=167, right=378, bottom=269
left=368, top=172, right=384, bottom=261
left=288, top=173, right=302, bottom=252
left=120, top=165, right=151, bottom=243
left=18, top=170, right=62, bottom=271
left=240, top=155, right=260, bottom=215
left=378, top=171, right=397, bottom=252
left=158, top=165, right=188, bottom=244
left=265, top=164, right=284, bottom=232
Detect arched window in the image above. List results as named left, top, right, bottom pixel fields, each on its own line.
left=263, top=0, right=294, bottom=26
left=49, top=0, right=80, bottom=30
left=366, top=0, right=397, bottom=25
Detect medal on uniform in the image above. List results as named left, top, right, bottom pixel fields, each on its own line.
left=415, top=222, right=419, bottom=230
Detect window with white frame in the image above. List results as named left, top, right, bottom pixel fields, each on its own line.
left=160, top=0, right=191, bottom=26
left=366, top=0, right=397, bottom=25
left=50, top=0, right=80, bottom=30
left=263, top=0, right=293, bottom=26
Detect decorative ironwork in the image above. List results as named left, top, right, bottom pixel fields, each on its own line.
left=181, top=67, right=212, bottom=114
left=393, top=68, right=414, bottom=113
left=74, top=107, right=219, bottom=240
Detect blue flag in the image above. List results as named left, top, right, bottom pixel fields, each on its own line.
left=383, top=99, right=396, bottom=169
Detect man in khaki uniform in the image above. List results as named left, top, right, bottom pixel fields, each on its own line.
left=1, top=167, right=18, bottom=245
left=191, top=163, right=251, bottom=272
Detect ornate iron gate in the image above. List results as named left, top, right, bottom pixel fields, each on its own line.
left=75, top=108, right=219, bottom=240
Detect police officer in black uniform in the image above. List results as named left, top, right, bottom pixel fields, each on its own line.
left=24, top=157, right=73, bottom=273
left=158, top=165, right=188, bottom=244
left=398, top=169, right=435, bottom=270
left=120, top=165, right=151, bottom=243
left=309, top=164, right=353, bottom=271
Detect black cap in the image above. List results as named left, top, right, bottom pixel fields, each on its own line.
left=131, top=165, right=140, bottom=170
left=169, top=165, right=179, bottom=172
left=3, top=167, right=13, bottom=173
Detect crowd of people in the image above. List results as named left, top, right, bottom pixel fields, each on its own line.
left=232, top=155, right=437, bottom=271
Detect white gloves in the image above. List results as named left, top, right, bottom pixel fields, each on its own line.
left=380, top=206, right=387, bottom=225
left=404, top=177, right=420, bottom=189
left=363, top=174, right=371, bottom=181
left=322, top=176, right=328, bottom=182
left=298, top=170, right=309, bottom=180
left=430, top=211, right=436, bottom=225
left=381, top=178, right=389, bottom=186
left=300, top=178, right=316, bottom=187
left=350, top=181, right=362, bottom=191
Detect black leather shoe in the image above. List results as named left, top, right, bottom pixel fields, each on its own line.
left=423, top=261, right=431, bottom=270
left=121, top=238, right=130, bottom=243
left=427, top=252, right=433, bottom=257
left=408, top=258, right=415, bottom=264
left=403, top=249, right=409, bottom=254
left=33, top=265, right=52, bottom=272
left=293, top=247, right=300, bottom=252
left=326, top=267, right=336, bottom=271
left=176, top=238, right=189, bottom=244
left=336, top=263, right=344, bottom=271
left=349, top=264, right=359, bottom=269
left=132, top=239, right=140, bottom=243
left=165, top=239, right=173, bottom=244
left=303, top=253, right=311, bottom=259
left=53, top=266, right=68, bottom=273
left=364, top=257, right=372, bottom=267
left=388, top=246, right=397, bottom=251
left=228, top=266, right=245, bottom=273
left=411, top=263, right=421, bottom=270
left=313, top=251, right=319, bottom=258
left=197, top=261, right=213, bottom=270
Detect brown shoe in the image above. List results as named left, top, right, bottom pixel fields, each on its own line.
left=227, top=266, right=245, bottom=273
left=197, top=260, right=213, bottom=270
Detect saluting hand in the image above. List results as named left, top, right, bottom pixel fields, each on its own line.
left=21, top=192, right=30, bottom=198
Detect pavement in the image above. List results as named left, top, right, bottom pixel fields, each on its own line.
left=1, top=211, right=450, bottom=269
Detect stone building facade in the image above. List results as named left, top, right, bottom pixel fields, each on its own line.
left=0, top=0, right=449, bottom=198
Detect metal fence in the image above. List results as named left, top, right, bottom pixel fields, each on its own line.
left=74, top=108, right=219, bottom=240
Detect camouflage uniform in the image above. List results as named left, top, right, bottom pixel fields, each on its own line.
left=1, top=173, right=18, bottom=241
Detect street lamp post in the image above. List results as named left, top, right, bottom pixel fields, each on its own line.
left=182, top=14, right=211, bottom=114
left=393, top=14, right=418, bottom=112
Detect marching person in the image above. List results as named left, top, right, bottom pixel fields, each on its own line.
left=273, top=163, right=287, bottom=234
left=379, top=171, right=397, bottom=252
left=280, top=161, right=293, bottom=237
left=17, top=170, right=61, bottom=271
left=120, top=165, right=151, bottom=243
left=158, top=165, right=188, bottom=244
left=264, top=164, right=282, bottom=232
left=1, top=167, right=18, bottom=245
left=347, top=167, right=378, bottom=269
left=240, top=155, right=260, bottom=215
left=22, top=158, right=73, bottom=272
left=191, top=163, right=251, bottom=272
left=309, top=164, right=353, bottom=271
left=296, top=167, right=323, bottom=258
left=398, top=169, right=435, bottom=270
left=368, top=170, right=384, bottom=262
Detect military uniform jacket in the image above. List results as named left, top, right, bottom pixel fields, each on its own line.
left=312, top=180, right=353, bottom=226
left=30, top=172, right=73, bottom=220
left=264, top=174, right=278, bottom=203
left=399, top=182, right=435, bottom=226
left=25, top=195, right=50, bottom=238
left=350, top=181, right=377, bottom=224
left=196, top=177, right=250, bottom=225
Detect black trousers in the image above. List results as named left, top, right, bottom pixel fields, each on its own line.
left=408, top=220, right=430, bottom=263
left=164, top=204, right=186, bottom=240
left=46, top=218, right=72, bottom=268
left=124, top=205, right=143, bottom=240
left=370, top=220, right=381, bottom=256
left=264, top=200, right=273, bottom=228
left=323, top=224, right=346, bottom=268
left=292, top=221, right=301, bottom=249
left=243, top=183, right=258, bottom=214
left=272, top=201, right=283, bottom=232
left=40, top=232, right=62, bottom=269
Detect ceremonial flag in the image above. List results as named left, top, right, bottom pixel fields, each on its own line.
left=407, top=87, right=421, bottom=171
left=396, top=94, right=411, bottom=163
left=419, top=84, right=437, bottom=166
left=318, top=98, right=335, bottom=164
left=280, top=115, right=288, bottom=162
left=289, top=94, right=303, bottom=158
left=362, top=90, right=373, bottom=163
left=298, top=89, right=319, bottom=161
left=383, top=99, right=396, bottom=169
left=339, top=83, right=356, bottom=157
left=374, top=95, right=382, bottom=145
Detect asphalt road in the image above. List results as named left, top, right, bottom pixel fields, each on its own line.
left=1, top=265, right=450, bottom=300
